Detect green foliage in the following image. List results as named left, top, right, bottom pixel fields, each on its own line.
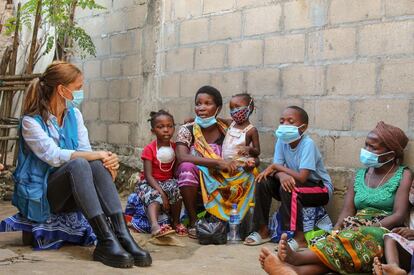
left=5, top=0, right=105, bottom=59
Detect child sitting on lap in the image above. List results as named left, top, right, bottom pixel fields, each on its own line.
left=136, top=110, right=186, bottom=237
left=222, top=93, right=260, bottom=168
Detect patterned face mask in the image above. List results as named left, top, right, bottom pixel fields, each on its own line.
left=230, top=100, right=252, bottom=124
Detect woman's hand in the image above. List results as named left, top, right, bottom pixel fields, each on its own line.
left=278, top=172, right=296, bottom=193
left=109, top=168, right=118, bottom=181
left=217, top=160, right=238, bottom=175
left=392, top=227, right=414, bottom=240
left=103, top=151, right=120, bottom=170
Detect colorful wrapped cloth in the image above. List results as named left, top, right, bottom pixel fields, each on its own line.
left=310, top=207, right=390, bottom=274
left=193, top=122, right=258, bottom=221
left=384, top=232, right=414, bottom=255
left=0, top=212, right=96, bottom=250
left=125, top=193, right=169, bottom=233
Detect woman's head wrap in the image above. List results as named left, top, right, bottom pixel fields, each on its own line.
left=371, top=121, right=408, bottom=163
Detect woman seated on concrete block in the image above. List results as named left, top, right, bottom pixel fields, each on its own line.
left=0, top=61, right=151, bottom=269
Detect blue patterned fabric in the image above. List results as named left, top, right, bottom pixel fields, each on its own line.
left=0, top=212, right=96, bottom=250
left=125, top=193, right=169, bottom=233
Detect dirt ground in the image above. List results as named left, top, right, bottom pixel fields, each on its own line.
left=0, top=200, right=270, bottom=275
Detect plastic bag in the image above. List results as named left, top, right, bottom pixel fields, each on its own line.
left=196, top=216, right=227, bottom=245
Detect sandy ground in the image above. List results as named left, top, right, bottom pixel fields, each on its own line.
left=0, top=200, right=271, bottom=275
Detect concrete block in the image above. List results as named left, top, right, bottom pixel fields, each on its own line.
left=160, top=74, right=180, bottom=98
left=84, top=60, right=101, bottom=78
left=195, top=44, right=226, bottom=70
left=180, top=18, right=209, bottom=44
left=160, top=99, right=193, bottom=125
left=173, top=0, right=202, bottom=20
left=323, top=136, right=365, bottom=168
left=100, top=101, right=120, bottom=122
left=90, top=80, right=108, bottom=99
left=102, top=58, right=122, bottom=77
left=125, top=5, right=147, bottom=30
left=262, top=98, right=303, bottom=128
left=108, top=124, right=130, bottom=144
left=93, top=37, right=110, bottom=56
left=105, top=11, right=125, bottom=33
left=180, top=73, right=211, bottom=97
left=120, top=101, right=139, bottom=122
left=110, top=32, right=133, bottom=55
left=359, top=21, right=414, bottom=56
left=236, top=0, right=272, bottom=8
left=133, top=28, right=142, bottom=49
left=130, top=77, right=143, bottom=99
left=163, top=22, right=177, bottom=48
left=329, top=0, right=382, bottom=24
left=86, top=122, right=107, bottom=142
left=108, top=79, right=130, bottom=99
left=244, top=5, right=281, bottom=36
left=165, top=48, right=194, bottom=72
left=264, top=34, right=305, bottom=64
left=210, top=12, right=242, bottom=40
left=307, top=28, right=356, bottom=61
left=79, top=16, right=106, bottom=37
left=327, top=63, right=376, bottom=95
left=203, top=0, right=234, bottom=14
left=353, top=99, right=409, bottom=131
left=258, top=130, right=276, bottom=159
left=163, top=0, right=172, bottom=21
left=82, top=101, right=99, bottom=121
left=381, top=61, right=414, bottom=94
left=122, top=54, right=141, bottom=76
left=385, top=0, right=414, bottom=17
left=211, top=71, right=245, bottom=97
left=284, top=0, right=328, bottom=30
left=283, top=65, right=324, bottom=96
left=246, top=68, right=280, bottom=96
left=228, top=40, right=263, bottom=67
left=304, top=99, right=351, bottom=130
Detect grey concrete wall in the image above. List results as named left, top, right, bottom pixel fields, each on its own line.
left=73, top=0, right=414, bottom=221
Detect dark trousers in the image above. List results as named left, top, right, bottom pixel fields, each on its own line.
left=253, top=175, right=329, bottom=232
left=47, top=158, right=122, bottom=219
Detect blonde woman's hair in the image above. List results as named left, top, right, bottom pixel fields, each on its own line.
left=23, top=61, right=82, bottom=122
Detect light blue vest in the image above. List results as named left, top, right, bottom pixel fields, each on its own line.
left=12, top=108, right=79, bottom=222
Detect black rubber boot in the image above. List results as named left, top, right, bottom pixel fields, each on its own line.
left=110, top=213, right=152, bottom=267
left=88, top=214, right=134, bottom=268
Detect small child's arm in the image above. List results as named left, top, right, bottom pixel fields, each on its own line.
left=242, top=127, right=260, bottom=157
left=143, top=159, right=170, bottom=212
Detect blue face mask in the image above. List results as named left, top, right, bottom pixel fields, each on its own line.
left=195, top=115, right=217, bottom=128
left=275, top=124, right=305, bottom=144
left=66, top=90, right=84, bottom=108
left=359, top=148, right=394, bottom=168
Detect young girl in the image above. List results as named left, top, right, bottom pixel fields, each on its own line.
left=222, top=93, right=260, bottom=167
left=136, top=110, right=186, bottom=237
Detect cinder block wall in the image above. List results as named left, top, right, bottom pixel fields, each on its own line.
left=74, top=0, right=414, bottom=220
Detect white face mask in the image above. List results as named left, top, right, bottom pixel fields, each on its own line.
left=156, top=146, right=175, bottom=164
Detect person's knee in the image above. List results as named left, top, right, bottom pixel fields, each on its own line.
left=89, top=159, right=105, bottom=170
left=67, top=158, right=90, bottom=171
left=177, top=162, right=198, bottom=172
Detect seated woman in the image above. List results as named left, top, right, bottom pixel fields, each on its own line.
left=175, top=86, right=258, bottom=238
left=259, top=121, right=412, bottom=274
left=0, top=62, right=151, bottom=268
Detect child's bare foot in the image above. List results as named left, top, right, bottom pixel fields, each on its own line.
left=373, top=257, right=407, bottom=275
left=278, top=233, right=298, bottom=265
left=260, top=247, right=297, bottom=275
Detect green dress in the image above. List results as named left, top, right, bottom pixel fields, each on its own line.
left=310, top=166, right=405, bottom=274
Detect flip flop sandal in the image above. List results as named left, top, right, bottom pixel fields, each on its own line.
left=175, top=224, right=188, bottom=237
left=188, top=227, right=197, bottom=239
left=152, top=224, right=175, bottom=238
left=274, top=238, right=304, bottom=252
left=243, top=232, right=270, bottom=246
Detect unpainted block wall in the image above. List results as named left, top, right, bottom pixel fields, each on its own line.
left=74, top=0, right=414, bottom=220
